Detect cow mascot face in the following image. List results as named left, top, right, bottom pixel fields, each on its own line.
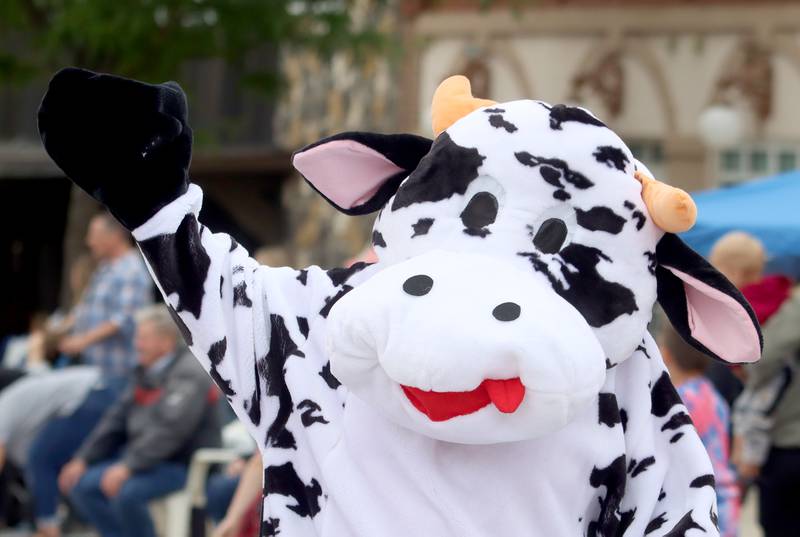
left=295, top=76, right=761, bottom=444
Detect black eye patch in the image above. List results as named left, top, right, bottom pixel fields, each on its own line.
left=576, top=207, right=626, bottom=234
left=533, top=218, right=568, bottom=254
left=403, top=274, right=434, bottom=296
left=461, top=191, right=498, bottom=237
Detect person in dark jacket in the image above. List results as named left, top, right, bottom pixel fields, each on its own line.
left=59, top=305, right=220, bottom=537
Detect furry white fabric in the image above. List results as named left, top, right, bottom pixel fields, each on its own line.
left=131, top=97, right=760, bottom=537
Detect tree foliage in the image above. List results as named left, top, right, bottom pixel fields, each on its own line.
left=0, top=0, right=387, bottom=91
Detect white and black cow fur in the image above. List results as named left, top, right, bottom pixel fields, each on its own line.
left=39, top=69, right=762, bottom=537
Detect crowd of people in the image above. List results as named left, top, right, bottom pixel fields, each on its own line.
left=1, top=211, right=798, bottom=537
left=0, top=213, right=263, bottom=537
left=657, top=231, right=800, bottom=537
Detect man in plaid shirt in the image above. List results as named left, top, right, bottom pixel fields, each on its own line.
left=60, top=213, right=152, bottom=380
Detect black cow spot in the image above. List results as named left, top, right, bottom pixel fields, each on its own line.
left=403, top=274, right=434, bottom=296
left=710, top=506, right=719, bottom=531
left=233, top=281, right=253, bottom=308
left=326, top=262, right=370, bottom=287
left=554, top=190, right=571, bottom=201
left=296, top=269, right=308, bottom=285
left=372, top=230, right=387, bottom=248
left=658, top=488, right=666, bottom=502
left=587, top=455, right=627, bottom=537
left=392, top=133, right=485, bottom=211
left=670, top=433, right=684, bottom=443
left=620, top=408, right=628, bottom=432
left=483, top=107, right=506, bottom=113
left=651, top=372, right=683, bottom=418
left=540, top=166, right=562, bottom=187
left=516, top=152, right=595, bottom=190
left=248, top=361, right=262, bottom=426
left=645, top=512, right=668, bottom=534
left=605, top=358, right=616, bottom=370
left=319, top=362, right=341, bottom=390
left=519, top=244, right=638, bottom=327
left=598, top=393, right=621, bottom=427
left=690, top=474, right=716, bottom=490
left=232, top=265, right=245, bottom=274
left=631, top=210, right=646, bottom=230
left=630, top=456, right=656, bottom=478
left=219, top=275, right=224, bottom=299
left=139, top=214, right=210, bottom=319
left=297, top=316, right=309, bottom=339
left=166, top=305, right=193, bottom=347
left=663, top=510, right=703, bottom=537
left=623, top=201, right=636, bottom=210
left=461, top=191, right=498, bottom=237
left=636, top=343, right=652, bottom=360
left=258, top=314, right=305, bottom=450
left=576, top=207, right=626, bottom=234
left=531, top=218, right=568, bottom=254
left=464, top=227, right=490, bottom=238
left=548, top=104, right=606, bottom=130
left=262, top=517, right=280, bottom=536
left=661, top=411, right=692, bottom=431
left=320, top=285, right=353, bottom=318
left=619, top=508, right=637, bottom=536
left=593, top=146, right=630, bottom=172
left=208, top=337, right=235, bottom=397
left=298, top=399, right=329, bottom=426
left=645, top=251, right=657, bottom=275
left=263, top=462, right=322, bottom=518
left=411, top=217, right=434, bottom=238
left=488, top=113, right=518, bottom=133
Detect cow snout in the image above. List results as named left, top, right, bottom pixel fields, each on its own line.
left=327, top=249, right=607, bottom=444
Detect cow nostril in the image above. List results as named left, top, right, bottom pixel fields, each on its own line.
left=492, top=302, right=521, bottom=321
left=403, top=274, right=434, bottom=296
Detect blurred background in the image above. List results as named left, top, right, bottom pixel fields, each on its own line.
left=2, top=1, right=800, bottom=536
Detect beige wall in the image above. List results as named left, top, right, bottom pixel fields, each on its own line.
left=407, top=3, right=800, bottom=191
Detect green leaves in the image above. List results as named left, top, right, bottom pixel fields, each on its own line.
left=0, top=0, right=389, bottom=93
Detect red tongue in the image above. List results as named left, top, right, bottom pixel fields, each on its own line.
left=484, top=378, right=526, bottom=413
left=401, top=377, right=526, bottom=421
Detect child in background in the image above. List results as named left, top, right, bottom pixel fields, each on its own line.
left=660, top=324, right=740, bottom=537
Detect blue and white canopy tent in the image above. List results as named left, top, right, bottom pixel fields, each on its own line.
left=681, top=169, right=800, bottom=279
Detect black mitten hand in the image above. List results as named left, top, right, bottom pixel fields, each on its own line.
left=38, top=67, right=192, bottom=229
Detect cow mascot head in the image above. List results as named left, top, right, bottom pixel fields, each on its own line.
left=294, top=76, right=762, bottom=444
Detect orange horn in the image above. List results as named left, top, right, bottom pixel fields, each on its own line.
left=431, top=75, right=496, bottom=137
left=634, top=170, right=697, bottom=233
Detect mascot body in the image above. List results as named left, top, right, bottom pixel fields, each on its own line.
left=38, top=69, right=761, bottom=537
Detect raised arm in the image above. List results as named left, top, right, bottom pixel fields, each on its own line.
left=37, top=68, right=355, bottom=440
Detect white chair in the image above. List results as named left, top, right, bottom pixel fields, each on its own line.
left=150, top=448, right=239, bottom=537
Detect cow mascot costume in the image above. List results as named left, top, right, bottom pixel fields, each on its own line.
left=38, top=68, right=761, bottom=537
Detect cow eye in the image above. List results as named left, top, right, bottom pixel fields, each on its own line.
left=403, top=274, right=434, bottom=296
left=533, top=218, right=568, bottom=254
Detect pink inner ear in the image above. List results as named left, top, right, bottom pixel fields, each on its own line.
left=664, top=266, right=760, bottom=364
left=292, top=140, right=405, bottom=209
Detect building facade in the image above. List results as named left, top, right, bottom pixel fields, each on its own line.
left=399, top=0, right=800, bottom=191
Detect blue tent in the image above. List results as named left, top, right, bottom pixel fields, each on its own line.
left=681, top=169, right=800, bottom=278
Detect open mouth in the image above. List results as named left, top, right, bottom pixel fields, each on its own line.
left=401, top=378, right=526, bottom=422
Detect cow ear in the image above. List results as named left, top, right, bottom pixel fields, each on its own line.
left=656, top=233, right=762, bottom=364
left=292, top=132, right=432, bottom=215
